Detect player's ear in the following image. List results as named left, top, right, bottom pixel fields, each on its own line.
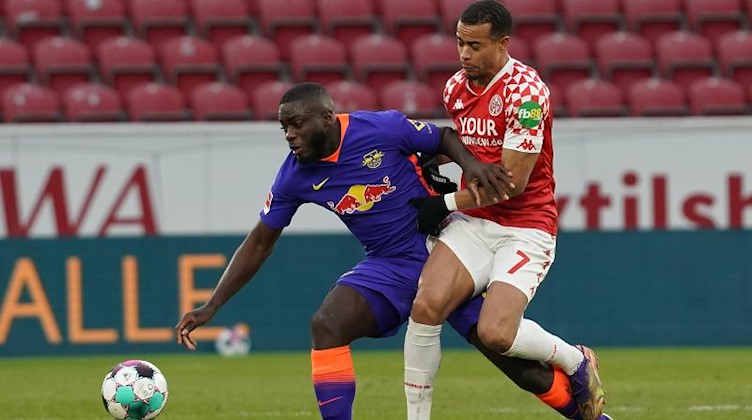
left=498, top=36, right=510, bottom=52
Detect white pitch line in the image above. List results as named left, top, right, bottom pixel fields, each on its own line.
left=689, top=405, right=752, bottom=411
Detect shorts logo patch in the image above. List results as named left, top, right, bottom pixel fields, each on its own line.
left=488, top=94, right=503, bottom=117
left=517, top=101, right=543, bottom=128
left=362, top=149, right=384, bottom=168
left=263, top=191, right=273, bottom=214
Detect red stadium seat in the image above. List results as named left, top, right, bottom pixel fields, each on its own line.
left=596, top=32, right=655, bottom=95
left=288, top=34, right=348, bottom=86
left=190, top=82, right=250, bottom=121
left=62, top=83, right=123, bottom=122
left=327, top=81, right=378, bottom=112
left=2, top=83, right=62, bottom=122
left=545, top=82, right=566, bottom=117
left=130, top=0, right=190, bottom=51
left=379, top=80, right=441, bottom=119
left=628, top=78, right=687, bottom=116
left=716, top=31, right=752, bottom=88
left=685, top=0, right=744, bottom=46
left=317, top=0, right=378, bottom=50
left=411, top=34, right=460, bottom=94
left=66, top=0, right=128, bottom=52
left=622, top=0, right=685, bottom=45
left=508, top=39, right=532, bottom=66
left=533, top=33, right=594, bottom=93
left=379, top=0, right=441, bottom=48
left=565, top=79, right=626, bottom=117
left=258, top=0, right=317, bottom=60
left=561, top=0, right=623, bottom=51
left=688, top=77, right=748, bottom=115
left=349, top=34, right=410, bottom=94
left=191, top=0, right=253, bottom=50
left=33, top=37, right=94, bottom=97
left=159, top=36, right=222, bottom=99
left=655, top=31, right=716, bottom=91
left=503, top=0, right=561, bottom=46
left=251, top=80, right=293, bottom=120
left=97, top=37, right=159, bottom=104
left=438, top=0, right=476, bottom=32
left=222, top=35, right=284, bottom=100
left=5, top=0, right=66, bottom=51
left=127, top=82, right=186, bottom=121
left=0, top=39, right=32, bottom=97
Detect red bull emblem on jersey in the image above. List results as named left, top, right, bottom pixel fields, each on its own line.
left=362, top=149, right=385, bottom=168
left=327, top=176, right=396, bottom=215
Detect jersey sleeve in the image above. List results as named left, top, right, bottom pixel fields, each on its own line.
left=258, top=163, right=302, bottom=229
left=502, top=75, right=550, bottom=154
left=379, top=110, right=441, bottom=155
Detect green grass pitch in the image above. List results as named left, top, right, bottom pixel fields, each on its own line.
left=2, top=348, right=750, bottom=419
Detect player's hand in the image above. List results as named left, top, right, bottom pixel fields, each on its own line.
left=409, top=195, right=451, bottom=236
left=419, top=154, right=458, bottom=194
left=175, top=304, right=216, bottom=351
left=461, top=161, right=514, bottom=205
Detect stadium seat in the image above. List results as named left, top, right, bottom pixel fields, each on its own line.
left=502, top=0, right=561, bottom=46
left=545, top=82, right=567, bottom=117
left=655, top=31, right=716, bottom=91
left=317, top=0, right=378, bottom=50
left=288, top=34, right=348, bottom=86
left=685, top=0, right=744, bottom=46
left=622, top=0, right=685, bottom=45
left=97, top=37, right=159, bottom=104
left=349, top=34, right=410, bottom=94
left=411, top=34, right=460, bottom=94
left=2, top=83, right=62, bottom=122
left=533, top=33, right=594, bottom=94
left=560, top=0, right=623, bottom=51
left=596, top=32, right=656, bottom=95
left=258, top=0, right=317, bottom=60
left=379, top=0, right=441, bottom=48
left=716, top=31, right=752, bottom=88
left=5, top=0, right=66, bottom=51
left=159, top=36, right=222, bottom=99
left=688, top=77, right=748, bottom=115
left=222, top=35, right=284, bottom=100
left=66, top=0, right=128, bottom=52
left=565, top=79, right=627, bottom=117
left=327, top=81, right=378, bottom=112
left=0, top=38, right=32, bottom=98
left=190, top=82, right=251, bottom=121
left=62, top=83, right=123, bottom=122
left=191, top=0, right=253, bottom=50
left=628, top=78, right=688, bottom=116
left=130, top=0, right=190, bottom=51
left=33, top=37, right=95, bottom=97
left=126, top=82, right=186, bottom=121
left=379, top=80, right=441, bottom=119
left=251, top=80, right=293, bottom=120
left=508, top=39, right=532, bottom=66
left=438, top=0, right=476, bottom=32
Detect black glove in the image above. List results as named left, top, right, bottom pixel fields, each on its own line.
left=409, top=195, right=451, bottom=236
left=418, top=154, right=457, bottom=194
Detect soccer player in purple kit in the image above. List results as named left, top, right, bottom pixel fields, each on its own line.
left=174, top=82, right=556, bottom=419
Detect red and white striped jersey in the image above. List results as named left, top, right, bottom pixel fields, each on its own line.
left=443, top=57, right=557, bottom=234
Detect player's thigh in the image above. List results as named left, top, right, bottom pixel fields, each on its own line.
left=312, top=284, right=380, bottom=348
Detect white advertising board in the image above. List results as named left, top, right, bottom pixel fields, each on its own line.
left=0, top=117, right=750, bottom=238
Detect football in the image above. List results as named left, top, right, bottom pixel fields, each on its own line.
left=101, top=360, right=168, bottom=420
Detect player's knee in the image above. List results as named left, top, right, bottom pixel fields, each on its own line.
left=310, top=311, right=339, bottom=344
left=476, top=322, right=516, bottom=354
left=410, top=296, right=445, bottom=325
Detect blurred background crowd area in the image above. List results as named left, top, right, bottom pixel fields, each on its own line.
left=0, top=0, right=750, bottom=123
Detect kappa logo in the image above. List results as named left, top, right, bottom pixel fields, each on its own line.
left=453, top=99, right=464, bottom=110
left=518, top=139, right=537, bottom=151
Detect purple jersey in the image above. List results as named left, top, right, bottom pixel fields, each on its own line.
left=261, top=110, right=439, bottom=260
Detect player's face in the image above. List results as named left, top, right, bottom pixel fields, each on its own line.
left=278, top=100, right=332, bottom=164
left=456, top=22, right=509, bottom=85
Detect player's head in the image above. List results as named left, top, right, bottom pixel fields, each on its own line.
left=278, top=83, right=336, bottom=164
left=457, top=0, right=513, bottom=84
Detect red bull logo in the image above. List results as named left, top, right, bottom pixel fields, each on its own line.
left=327, top=176, right=396, bottom=215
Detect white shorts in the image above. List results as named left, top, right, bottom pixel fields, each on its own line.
left=437, top=212, right=557, bottom=301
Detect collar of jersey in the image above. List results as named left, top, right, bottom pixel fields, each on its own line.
left=320, top=113, right=349, bottom=162
left=467, top=55, right=516, bottom=97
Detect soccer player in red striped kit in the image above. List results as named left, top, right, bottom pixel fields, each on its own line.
left=404, top=2, right=609, bottom=420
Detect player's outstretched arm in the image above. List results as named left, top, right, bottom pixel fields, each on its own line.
left=437, top=127, right=515, bottom=203
left=175, top=221, right=283, bottom=350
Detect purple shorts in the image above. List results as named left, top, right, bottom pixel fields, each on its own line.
left=336, top=256, right=483, bottom=340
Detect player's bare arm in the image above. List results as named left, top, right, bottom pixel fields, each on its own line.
left=175, top=221, right=283, bottom=350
